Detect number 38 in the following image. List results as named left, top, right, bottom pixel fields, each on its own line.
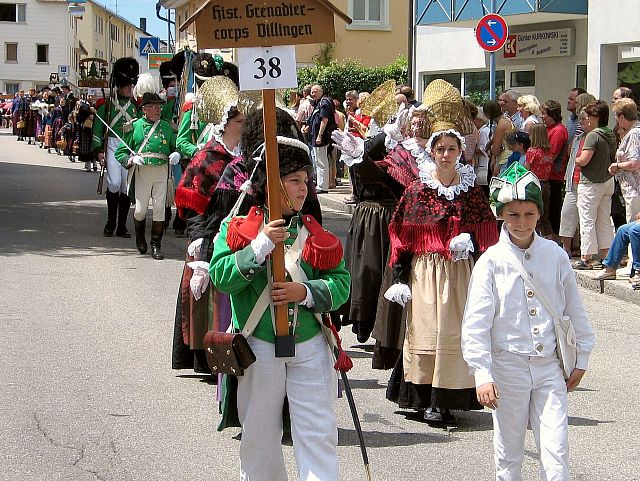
left=254, top=57, right=282, bottom=80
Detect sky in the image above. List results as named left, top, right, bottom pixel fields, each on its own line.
left=91, top=0, right=173, bottom=41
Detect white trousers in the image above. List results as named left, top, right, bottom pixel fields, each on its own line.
left=237, top=334, right=338, bottom=481
left=492, top=350, right=569, bottom=481
left=105, top=137, right=128, bottom=194
left=132, top=164, right=167, bottom=222
left=559, top=188, right=579, bottom=238
left=577, top=178, right=614, bottom=256
left=313, top=145, right=330, bottom=191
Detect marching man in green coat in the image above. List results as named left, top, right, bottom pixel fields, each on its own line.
left=115, top=92, right=180, bottom=260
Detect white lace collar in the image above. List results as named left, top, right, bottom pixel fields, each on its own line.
left=401, top=138, right=433, bottom=171
left=420, top=163, right=476, bottom=200
left=213, top=131, right=242, bottom=157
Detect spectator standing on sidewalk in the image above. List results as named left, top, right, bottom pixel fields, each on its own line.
left=499, top=89, right=523, bottom=131
left=303, top=84, right=337, bottom=194
left=610, top=98, right=640, bottom=222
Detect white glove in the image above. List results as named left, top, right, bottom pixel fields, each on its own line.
left=130, top=155, right=144, bottom=166
left=251, top=231, right=275, bottom=265
left=449, top=233, right=474, bottom=261
left=383, top=103, right=410, bottom=142
left=169, top=151, right=181, bottom=165
left=384, top=283, right=412, bottom=307
left=187, top=238, right=203, bottom=258
left=331, top=129, right=364, bottom=160
left=188, top=261, right=210, bottom=301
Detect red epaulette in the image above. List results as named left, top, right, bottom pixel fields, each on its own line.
left=95, top=98, right=106, bottom=109
left=300, top=214, right=343, bottom=270
left=226, top=206, right=264, bottom=252
left=181, top=100, right=193, bottom=113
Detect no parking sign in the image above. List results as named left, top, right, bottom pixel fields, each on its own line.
left=475, top=14, right=508, bottom=52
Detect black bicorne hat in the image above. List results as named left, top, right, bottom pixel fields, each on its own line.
left=170, top=50, right=186, bottom=83
left=159, top=61, right=175, bottom=89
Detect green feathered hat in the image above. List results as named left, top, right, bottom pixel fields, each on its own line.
left=489, top=162, right=543, bottom=213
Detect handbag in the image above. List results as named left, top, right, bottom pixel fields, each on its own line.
left=204, top=282, right=271, bottom=376
left=507, top=252, right=577, bottom=379
left=16, top=120, right=25, bottom=129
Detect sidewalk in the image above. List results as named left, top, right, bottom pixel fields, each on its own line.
left=317, top=187, right=640, bottom=306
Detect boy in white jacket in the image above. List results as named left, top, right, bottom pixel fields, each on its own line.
left=462, top=162, right=596, bottom=481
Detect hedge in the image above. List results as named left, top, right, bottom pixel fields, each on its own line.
left=296, top=56, right=408, bottom=102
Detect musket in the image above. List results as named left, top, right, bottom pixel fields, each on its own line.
left=93, top=112, right=136, bottom=156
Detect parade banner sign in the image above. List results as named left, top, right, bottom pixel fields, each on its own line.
left=504, top=28, right=572, bottom=59
left=180, top=0, right=351, bottom=49
left=148, top=53, right=173, bottom=70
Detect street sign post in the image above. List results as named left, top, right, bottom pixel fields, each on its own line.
left=475, top=11, right=507, bottom=100
left=58, top=65, right=69, bottom=78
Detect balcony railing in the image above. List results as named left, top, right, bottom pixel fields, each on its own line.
left=416, top=0, right=588, bottom=25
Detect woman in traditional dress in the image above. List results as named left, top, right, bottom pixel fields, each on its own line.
left=384, top=80, right=498, bottom=424
left=171, top=76, right=246, bottom=373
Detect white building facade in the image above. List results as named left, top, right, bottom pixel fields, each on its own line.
left=414, top=0, right=640, bottom=119
left=1, top=0, right=81, bottom=94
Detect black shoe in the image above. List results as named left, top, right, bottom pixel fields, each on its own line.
left=115, top=229, right=131, bottom=238
left=316, top=189, right=328, bottom=194
left=174, top=228, right=185, bottom=237
left=103, top=226, right=114, bottom=237
left=424, top=407, right=456, bottom=424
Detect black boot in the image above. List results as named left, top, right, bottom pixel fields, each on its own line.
left=134, top=218, right=147, bottom=254
left=115, top=193, right=131, bottom=238
left=150, top=221, right=165, bottom=260
left=103, top=191, right=118, bottom=237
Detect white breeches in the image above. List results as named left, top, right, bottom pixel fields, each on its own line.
left=132, top=164, right=167, bottom=222
left=237, top=334, right=338, bottom=481
left=105, top=137, right=128, bottom=194
left=492, top=350, right=569, bottom=481
left=313, top=145, right=330, bottom=191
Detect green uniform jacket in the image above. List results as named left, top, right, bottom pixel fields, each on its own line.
left=161, top=98, right=177, bottom=127
left=91, top=97, right=139, bottom=153
left=176, top=105, right=209, bottom=159
left=114, top=117, right=177, bottom=167
left=209, top=215, right=351, bottom=344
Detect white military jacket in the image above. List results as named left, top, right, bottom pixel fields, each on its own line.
left=462, top=226, right=596, bottom=386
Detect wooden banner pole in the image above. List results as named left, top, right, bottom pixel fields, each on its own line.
left=262, top=89, right=289, bottom=338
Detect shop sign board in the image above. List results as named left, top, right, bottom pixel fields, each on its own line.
left=504, top=28, right=572, bottom=59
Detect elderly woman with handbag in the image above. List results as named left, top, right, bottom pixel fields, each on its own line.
left=573, top=100, right=617, bottom=269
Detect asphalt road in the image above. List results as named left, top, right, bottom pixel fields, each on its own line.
left=0, top=128, right=638, bottom=481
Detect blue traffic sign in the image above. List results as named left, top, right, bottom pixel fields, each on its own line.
left=139, top=37, right=160, bottom=57
left=475, top=14, right=508, bottom=52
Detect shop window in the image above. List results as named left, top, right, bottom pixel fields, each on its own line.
left=464, top=70, right=505, bottom=103
left=5, top=83, right=19, bottom=94
left=5, top=43, right=18, bottom=62
left=618, top=62, right=640, bottom=102
left=510, top=70, right=535, bottom=88
left=423, top=73, right=462, bottom=93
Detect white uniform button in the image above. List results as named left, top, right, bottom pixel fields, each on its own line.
left=526, top=290, right=534, bottom=298
left=533, top=327, right=540, bottom=334
left=249, top=269, right=254, bottom=274
left=288, top=308, right=294, bottom=316
left=529, top=308, right=536, bottom=316
left=535, top=343, right=543, bottom=352
left=525, top=253, right=531, bottom=260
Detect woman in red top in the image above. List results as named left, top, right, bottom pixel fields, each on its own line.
left=525, top=123, right=555, bottom=237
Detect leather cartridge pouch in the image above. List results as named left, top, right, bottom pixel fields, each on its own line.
left=204, top=331, right=256, bottom=376
left=274, top=334, right=296, bottom=358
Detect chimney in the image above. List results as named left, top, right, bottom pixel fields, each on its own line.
left=139, top=17, right=147, bottom=32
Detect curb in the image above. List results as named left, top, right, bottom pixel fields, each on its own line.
left=575, top=270, right=640, bottom=306
left=317, top=194, right=355, bottom=214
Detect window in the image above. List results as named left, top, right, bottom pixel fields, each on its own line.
left=36, top=44, right=48, bottom=63
left=423, top=73, right=462, bottom=93
left=0, top=3, right=26, bottom=22
left=464, top=70, right=505, bottom=99
left=510, top=70, right=535, bottom=88
left=348, top=0, right=389, bottom=30
left=110, top=24, right=119, bottom=42
left=5, top=82, right=19, bottom=94
left=576, top=65, right=587, bottom=91
left=5, top=42, right=17, bottom=62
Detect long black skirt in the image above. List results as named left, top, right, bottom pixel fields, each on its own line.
left=386, top=355, right=482, bottom=411
left=339, top=200, right=396, bottom=342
